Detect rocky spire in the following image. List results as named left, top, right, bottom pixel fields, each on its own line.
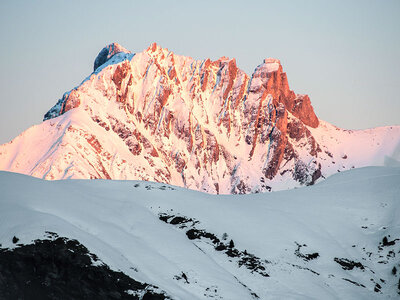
left=93, top=43, right=131, bottom=71
left=3, top=43, right=396, bottom=194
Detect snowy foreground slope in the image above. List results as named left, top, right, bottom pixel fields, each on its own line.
left=0, top=42, right=399, bottom=193
left=1, top=167, right=399, bottom=299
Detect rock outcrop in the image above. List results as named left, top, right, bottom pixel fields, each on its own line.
left=1, top=42, right=399, bottom=194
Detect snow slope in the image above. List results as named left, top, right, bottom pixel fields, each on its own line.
left=1, top=167, right=399, bottom=299
left=0, top=42, right=399, bottom=194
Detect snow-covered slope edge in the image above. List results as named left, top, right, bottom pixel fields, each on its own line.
left=1, top=167, right=399, bottom=299
left=0, top=42, right=399, bottom=194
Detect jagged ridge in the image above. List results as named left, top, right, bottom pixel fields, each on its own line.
left=0, top=42, right=399, bottom=194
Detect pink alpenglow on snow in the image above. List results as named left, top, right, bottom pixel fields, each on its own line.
left=0, top=43, right=399, bottom=194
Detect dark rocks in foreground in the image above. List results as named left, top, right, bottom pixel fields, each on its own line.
left=0, top=235, right=167, bottom=300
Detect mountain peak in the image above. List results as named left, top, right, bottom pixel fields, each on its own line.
left=262, top=58, right=281, bottom=73
left=146, top=42, right=170, bottom=54
left=264, top=58, right=281, bottom=64
left=2, top=44, right=399, bottom=194
left=93, top=43, right=131, bottom=71
left=216, top=56, right=233, bottom=62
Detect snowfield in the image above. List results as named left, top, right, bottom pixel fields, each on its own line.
left=1, top=166, right=399, bottom=299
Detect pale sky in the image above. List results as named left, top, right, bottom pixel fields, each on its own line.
left=0, top=0, right=399, bottom=144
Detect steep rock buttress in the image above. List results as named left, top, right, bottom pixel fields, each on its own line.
left=1, top=42, right=399, bottom=194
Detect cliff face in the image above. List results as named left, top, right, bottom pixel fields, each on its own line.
left=1, top=43, right=399, bottom=194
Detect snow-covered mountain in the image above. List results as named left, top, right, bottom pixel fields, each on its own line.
left=1, top=167, right=399, bottom=299
left=0, top=43, right=399, bottom=193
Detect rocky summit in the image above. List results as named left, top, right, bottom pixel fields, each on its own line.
left=0, top=42, right=399, bottom=193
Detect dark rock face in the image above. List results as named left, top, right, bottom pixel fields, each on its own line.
left=94, top=47, right=110, bottom=71
left=159, top=213, right=269, bottom=278
left=294, top=243, right=319, bottom=261
left=334, top=257, right=365, bottom=271
left=93, top=43, right=130, bottom=71
left=382, top=236, right=397, bottom=247
left=342, top=278, right=366, bottom=288
left=0, top=236, right=167, bottom=300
